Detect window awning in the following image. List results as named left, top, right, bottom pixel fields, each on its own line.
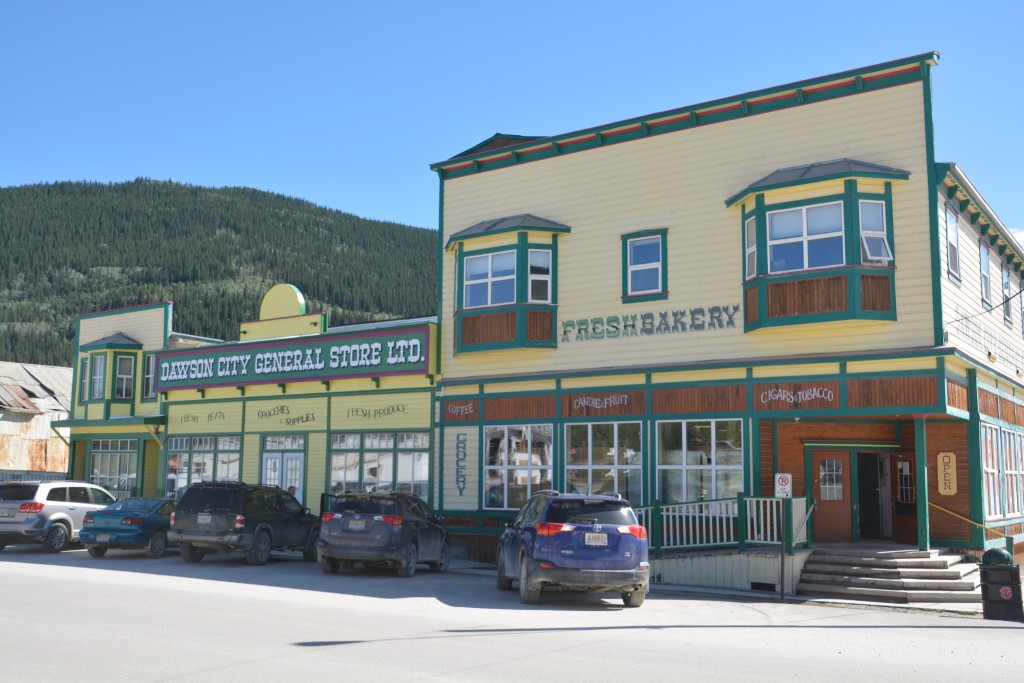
left=446, top=214, right=571, bottom=250
left=726, top=158, right=910, bottom=208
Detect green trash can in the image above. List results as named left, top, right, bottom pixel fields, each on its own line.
left=979, top=548, right=1023, bottom=622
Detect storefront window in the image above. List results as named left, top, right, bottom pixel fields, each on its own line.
left=330, top=432, right=429, bottom=498
left=656, top=419, right=742, bottom=504
left=484, top=425, right=553, bottom=510
left=565, top=422, right=642, bottom=503
left=91, top=439, right=137, bottom=499
left=167, top=435, right=241, bottom=498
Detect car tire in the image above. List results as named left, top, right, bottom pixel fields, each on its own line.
left=428, top=540, right=450, bottom=573
left=145, top=532, right=168, bottom=559
left=86, top=544, right=108, bottom=558
left=622, top=591, right=646, bottom=608
left=320, top=553, right=340, bottom=574
left=518, top=556, right=540, bottom=604
left=181, top=543, right=206, bottom=563
left=43, top=523, right=70, bottom=552
left=396, top=542, right=418, bottom=577
left=302, top=531, right=318, bottom=562
left=246, top=531, right=271, bottom=566
left=496, top=548, right=513, bottom=591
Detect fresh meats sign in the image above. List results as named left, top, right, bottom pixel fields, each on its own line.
left=156, top=326, right=432, bottom=391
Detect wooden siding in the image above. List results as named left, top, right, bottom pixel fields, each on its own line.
left=979, top=390, right=999, bottom=419
left=745, top=287, right=759, bottom=325
left=440, top=82, right=934, bottom=381
left=653, top=385, right=746, bottom=414
left=917, top=421, right=972, bottom=543
left=484, top=395, right=557, bottom=421
left=947, top=379, right=969, bottom=412
left=461, top=310, right=516, bottom=346
left=767, top=275, right=847, bottom=318
left=846, top=376, right=937, bottom=409
left=526, top=309, right=554, bottom=342
left=860, top=273, right=892, bottom=311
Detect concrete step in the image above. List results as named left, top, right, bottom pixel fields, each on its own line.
left=796, top=581, right=982, bottom=604
left=800, top=572, right=979, bottom=592
left=807, top=553, right=962, bottom=570
left=800, top=561, right=978, bottom=581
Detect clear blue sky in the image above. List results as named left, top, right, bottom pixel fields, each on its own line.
left=2, top=1, right=1021, bottom=235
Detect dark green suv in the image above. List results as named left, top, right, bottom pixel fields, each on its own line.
left=168, top=482, right=319, bottom=565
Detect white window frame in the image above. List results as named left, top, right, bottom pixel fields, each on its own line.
left=143, top=354, right=157, bottom=398
left=528, top=249, right=552, bottom=304
left=90, top=438, right=138, bottom=499
left=483, top=424, right=553, bottom=510
left=90, top=355, right=106, bottom=400
left=566, top=422, right=643, bottom=504
left=980, top=242, right=992, bottom=305
left=655, top=419, right=743, bottom=505
left=859, top=200, right=893, bottom=263
left=114, top=355, right=135, bottom=400
left=946, top=205, right=961, bottom=278
left=1002, top=267, right=1013, bottom=323
left=983, top=424, right=1002, bottom=519
left=767, top=201, right=845, bottom=274
left=463, top=250, right=516, bottom=309
left=744, top=216, right=757, bottom=280
left=626, top=235, right=663, bottom=296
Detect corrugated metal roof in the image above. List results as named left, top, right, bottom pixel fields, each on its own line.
left=0, top=362, right=73, bottom=414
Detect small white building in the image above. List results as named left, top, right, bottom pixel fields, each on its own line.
left=0, top=362, right=72, bottom=476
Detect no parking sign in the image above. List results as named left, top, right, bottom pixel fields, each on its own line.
left=774, top=473, right=793, bottom=498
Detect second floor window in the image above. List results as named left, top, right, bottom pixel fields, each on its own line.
left=980, top=243, right=992, bottom=305
left=528, top=250, right=551, bottom=303
left=464, top=250, right=515, bottom=308
left=744, top=216, right=757, bottom=280
left=90, top=355, right=106, bottom=400
left=946, top=205, right=961, bottom=278
left=143, top=355, right=157, bottom=399
left=114, top=355, right=135, bottom=400
left=1003, top=267, right=1013, bottom=322
left=624, top=231, right=666, bottom=297
left=859, top=200, right=893, bottom=262
left=768, top=201, right=844, bottom=274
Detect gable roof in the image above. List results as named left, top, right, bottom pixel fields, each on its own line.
left=446, top=214, right=572, bottom=250
left=0, top=362, right=73, bottom=414
left=725, top=158, right=911, bottom=207
left=79, top=332, right=143, bottom=351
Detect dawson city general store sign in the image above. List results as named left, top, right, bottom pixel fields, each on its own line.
left=155, top=325, right=433, bottom=392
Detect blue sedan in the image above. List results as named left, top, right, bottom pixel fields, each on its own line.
left=80, top=498, right=177, bottom=558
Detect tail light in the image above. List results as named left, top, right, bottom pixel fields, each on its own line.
left=83, top=515, right=94, bottom=524
left=619, top=524, right=648, bottom=539
left=122, top=517, right=144, bottom=526
left=170, top=512, right=176, bottom=526
left=536, top=522, right=574, bottom=536
left=379, top=515, right=403, bottom=526
left=234, top=514, right=245, bottom=530
left=321, top=512, right=337, bottom=523
left=19, top=502, right=44, bottom=514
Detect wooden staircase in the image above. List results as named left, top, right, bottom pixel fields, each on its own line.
left=796, top=544, right=981, bottom=604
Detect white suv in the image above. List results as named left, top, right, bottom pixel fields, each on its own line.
left=0, top=481, right=116, bottom=552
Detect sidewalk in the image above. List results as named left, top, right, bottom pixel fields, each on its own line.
left=447, top=558, right=985, bottom=617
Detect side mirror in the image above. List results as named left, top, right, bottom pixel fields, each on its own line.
left=437, top=515, right=446, bottom=526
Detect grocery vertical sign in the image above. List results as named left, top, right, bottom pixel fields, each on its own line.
left=155, top=324, right=434, bottom=391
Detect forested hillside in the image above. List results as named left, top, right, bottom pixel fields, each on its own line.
left=0, top=180, right=437, bottom=366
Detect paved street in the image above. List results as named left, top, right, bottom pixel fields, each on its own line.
left=1, top=544, right=1020, bottom=682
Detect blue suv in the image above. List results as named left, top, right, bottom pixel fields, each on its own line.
left=497, top=491, right=650, bottom=606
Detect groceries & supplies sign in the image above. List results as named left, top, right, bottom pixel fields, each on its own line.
left=155, top=326, right=433, bottom=392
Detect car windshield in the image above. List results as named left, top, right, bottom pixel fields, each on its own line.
left=0, top=484, right=39, bottom=501
left=104, top=498, right=162, bottom=513
left=547, top=500, right=636, bottom=525
left=181, top=487, right=241, bottom=512
left=330, top=497, right=396, bottom=515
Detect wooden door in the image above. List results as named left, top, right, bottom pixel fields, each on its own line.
left=813, top=450, right=851, bottom=542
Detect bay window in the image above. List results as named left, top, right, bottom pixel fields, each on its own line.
left=768, top=202, right=844, bottom=274
left=464, top=250, right=516, bottom=308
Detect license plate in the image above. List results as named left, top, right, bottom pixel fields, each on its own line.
left=348, top=520, right=366, bottom=531
left=585, top=532, right=608, bottom=546
left=96, top=533, right=110, bottom=543
left=197, top=513, right=212, bottom=525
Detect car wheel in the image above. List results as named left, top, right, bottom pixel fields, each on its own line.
left=518, top=556, right=540, bottom=604
left=86, top=544, right=108, bottom=558
left=396, top=542, right=418, bottom=577
left=302, top=531, right=318, bottom=562
left=622, top=591, right=646, bottom=608
left=496, top=548, right=513, bottom=591
left=43, top=523, right=70, bottom=552
left=145, top=531, right=168, bottom=559
left=428, top=540, right=450, bottom=573
left=181, top=543, right=206, bottom=563
left=246, top=531, right=271, bottom=566
left=320, top=554, right=340, bottom=574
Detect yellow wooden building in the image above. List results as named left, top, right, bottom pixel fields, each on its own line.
left=58, top=285, right=439, bottom=512
left=430, top=52, right=1024, bottom=577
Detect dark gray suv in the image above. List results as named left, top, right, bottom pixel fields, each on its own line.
left=168, top=482, right=319, bottom=565
left=0, top=481, right=116, bottom=552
